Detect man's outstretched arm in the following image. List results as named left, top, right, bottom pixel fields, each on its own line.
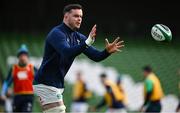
left=80, top=25, right=124, bottom=62
left=83, top=37, right=124, bottom=62
left=83, top=46, right=110, bottom=62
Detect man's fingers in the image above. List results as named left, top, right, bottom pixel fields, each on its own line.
left=113, top=37, right=120, bottom=44
left=91, top=24, right=96, bottom=32
left=92, top=32, right=96, bottom=38
left=93, top=25, right=96, bottom=32
left=105, top=38, right=110, bottom=45
left=116, top=45, right=125, bottom=48
left=116, top=40, right=124, bottom=46
left=116, top=49, right=122, bottom=52
left=93, top=24, right=97, bottom=29
left=92, top=24, right=96, bottom=29
left=90, top=24, right=97, bottom=38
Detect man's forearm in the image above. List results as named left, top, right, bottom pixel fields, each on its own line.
left=1, top=81, right=8, bottom=96
left=1, top=69, right=13, bottom=96
left=143, top=92, right=151, bottom=106
left=83, top=47, right=110, bottom=62
left=61, top=41, right=88, bottom=58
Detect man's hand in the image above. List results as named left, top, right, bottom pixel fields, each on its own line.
left=0, top=95, right=7, bottom=101
left=85, top=24, right=96, bottom=46
left=89, top=24, right=96, bottom=39
left=105, top=37, right=124, bottom=53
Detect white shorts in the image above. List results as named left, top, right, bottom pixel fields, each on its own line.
left=33, top=84, right=64, bottom=106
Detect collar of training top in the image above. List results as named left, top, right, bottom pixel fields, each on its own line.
left=61, top=22, right=75, bottom=33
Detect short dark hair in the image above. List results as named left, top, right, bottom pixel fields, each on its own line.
left=63, top=4, right=82, bottom=15
left=143, top=65, right=152, bottom=73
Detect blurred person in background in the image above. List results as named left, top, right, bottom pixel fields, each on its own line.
left=140, top=66, right=164, bottom=113
left=71, top=71, right=92, bottom=113
left=0, top=44, right=37, bottom=113
left=33, top=3, right=124, bottom=113
left=93, top=73, right=127, bottom=113
left=116, top=76, right=128, bottom=107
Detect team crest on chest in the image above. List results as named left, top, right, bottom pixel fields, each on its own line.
left=67, top=38, right=70, bottom=43
left=17, top=71, right=28, bottom=80
left=77, top=39, right=80, bottom=45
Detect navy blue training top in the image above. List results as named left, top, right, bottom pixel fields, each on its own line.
left=34, top=23, right=110, bottom=88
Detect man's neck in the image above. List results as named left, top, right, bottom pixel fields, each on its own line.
left=18, top=62, right=27, bottom=67
left=63, top=21, right=75, bottom=31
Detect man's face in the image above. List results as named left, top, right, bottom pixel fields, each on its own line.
left=77, top=72, right=82, bottom=81
left=18, top=54, right=29, bottom=65
left=143, top=71, right=149, bottom=77
left=100, top=77, right=106, bottom=85
left=65, top=9, right=83, bottom=30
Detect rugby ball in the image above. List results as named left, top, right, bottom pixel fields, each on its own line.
left=151, top=24, right=172, bottom=42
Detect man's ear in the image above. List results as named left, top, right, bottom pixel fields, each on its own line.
left=64, top=13, right=69, bottom=19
